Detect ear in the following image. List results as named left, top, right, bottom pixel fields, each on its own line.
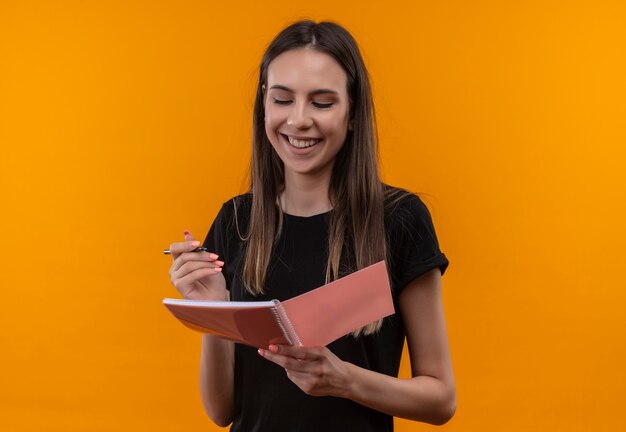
left=262, top=84, right=267, bottom=108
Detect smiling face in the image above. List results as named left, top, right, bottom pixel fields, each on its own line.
left=264, top=48, right=351, bottom=182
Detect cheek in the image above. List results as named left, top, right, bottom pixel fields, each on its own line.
left=264, top=107, right=284, bottom=133
left=264, top=114, right=277, bottom=138
left=321, top=115, right=349, bottom=138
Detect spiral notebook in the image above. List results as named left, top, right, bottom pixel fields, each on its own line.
left=163, top=261, right=394, bottom=348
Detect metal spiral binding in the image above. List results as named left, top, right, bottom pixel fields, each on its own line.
left=271, top=300, right=303, bottom=347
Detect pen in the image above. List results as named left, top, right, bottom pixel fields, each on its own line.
left=163, top=247, right=208, bottom=255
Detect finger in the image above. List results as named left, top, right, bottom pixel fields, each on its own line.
left=173, top=265, right=223, bottom=289
left=270, top=344, right=322, bottom=361
left=184, top=229, right=196, bottom=242
left=168, top=239, right=202, bottom=259
left=171, top=258, right=224, bottom=280
left=170, top=251, right=222, bottom=273
left=258, top=348, right=315, bottom=371
left=258, top=348, right=292, bottom=369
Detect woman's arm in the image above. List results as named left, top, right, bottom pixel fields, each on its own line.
left=168, top=233, right=235, bottom=427
left=199, top=333, right=235, bottom=427
left=345, top=267, right=456, bottom=424
left=259, top=267, right=456, bottom=425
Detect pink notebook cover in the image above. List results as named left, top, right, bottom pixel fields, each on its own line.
left=163, top=300, right=292, bottom=347
left=281, top=261, right=394, bottom=346
left=163, top=261, right=394, bottom=348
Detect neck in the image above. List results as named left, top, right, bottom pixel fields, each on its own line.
left=281, top=170, right=333, bottom=217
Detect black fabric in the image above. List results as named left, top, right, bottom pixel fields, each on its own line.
left=203, top=187, right=449, bottom=432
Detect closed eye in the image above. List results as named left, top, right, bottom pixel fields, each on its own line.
left=272, top=98, right=291, bottom=105
left=312, top=102, right=334, bottom=109
left=271, top=98, right=334, bottom=109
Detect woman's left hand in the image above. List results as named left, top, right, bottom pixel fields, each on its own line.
left=259, top=344, right=353, bottom=398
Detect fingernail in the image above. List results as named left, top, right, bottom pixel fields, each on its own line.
left=269, top=344, right=279, bottom=353
left=209, top=253, right=219, bottom=260
left=258, top=348, right=265, bottom=356
left=192, top=241, right=200, bottom=247
left=215, top=260, right=225, bottom=266
left=213, top=267, right=223, bottom=272
left=183, top=230, right=190, bottom=235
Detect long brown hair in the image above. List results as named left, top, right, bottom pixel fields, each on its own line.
left=243, top=20, right=403, bottom=336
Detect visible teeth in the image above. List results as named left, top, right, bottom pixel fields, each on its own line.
left=287, top=135, right=320, bottom=148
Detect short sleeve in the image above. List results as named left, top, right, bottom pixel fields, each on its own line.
left=387, top=194, right=449, bottom=294
left=202, top=204, right=229, bottom=261
left=201, top=195, right=251, bottom=293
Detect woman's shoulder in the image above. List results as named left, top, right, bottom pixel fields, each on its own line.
left=217, top=192, right=252, bottom=214
left=228, top=192, right=253, bottom=204
left=382, top=184, right=440, bottom=239
left=382, top=185, right=449, bottom=288
left=211, top=192, right=253, bottom=232
left=383, top=184, right=429, bottom=215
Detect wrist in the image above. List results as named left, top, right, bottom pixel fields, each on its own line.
left=202, top=291, right=229, bottom=302
left=337, top=361, right=360, bottom=399
left=186, top=287, right=229, bottom=302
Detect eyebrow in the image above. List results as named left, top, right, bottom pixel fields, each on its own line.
left=269, top=84, right=340, bottom=96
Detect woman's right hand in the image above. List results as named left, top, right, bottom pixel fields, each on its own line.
left=168, top=230, right=228, bottom=301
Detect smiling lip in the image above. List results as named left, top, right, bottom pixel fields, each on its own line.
left=281, top=133, right=323, bottom=149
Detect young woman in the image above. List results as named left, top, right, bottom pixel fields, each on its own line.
left=168, top=20, right=456, bottom=431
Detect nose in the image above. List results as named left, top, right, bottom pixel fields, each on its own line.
left=287, top=101, right=313, bottom=129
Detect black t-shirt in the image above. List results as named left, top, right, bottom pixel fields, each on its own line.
left=203, top=188, right=449, bottom=432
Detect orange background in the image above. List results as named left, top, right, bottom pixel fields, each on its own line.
left=1, top=1, right=625, bottom=431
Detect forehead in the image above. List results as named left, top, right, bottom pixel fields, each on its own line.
left=266, top=48, right=348, bottom=94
